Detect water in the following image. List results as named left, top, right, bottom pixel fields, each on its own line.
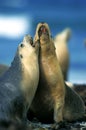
left=0, top=0, right=86, bottom=83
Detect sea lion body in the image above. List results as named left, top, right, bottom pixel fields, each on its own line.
left=0, top=64, right=9, bottom=77
left=30, top=23, right=65, bottom=123
left=0, top=35, right=39, bottom=122
left=54, top=28, right=71, bottom=80
left=29, top=23, right=85, bottom=123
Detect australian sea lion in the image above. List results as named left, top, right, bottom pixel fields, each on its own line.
left=54, top=28, right=71, bottom=80
left=29, top=23, right=85, bottom=124
left=66, top=81, right=86, bottom=110
left=0, top=35, right=39, bottom=123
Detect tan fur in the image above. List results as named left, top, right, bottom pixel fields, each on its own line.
left=30, top=23, right=65, bottom=123
left=29, top=23, right=85, bottom=123
left=54, top=28, right=71, bottom=80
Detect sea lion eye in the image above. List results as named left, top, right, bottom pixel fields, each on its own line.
left=20, top=44, right=24, bottom=48
left=20, top=54, right=23, bottom=58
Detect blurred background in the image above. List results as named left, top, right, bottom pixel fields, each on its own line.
left=0, top=0, right=86, bottom=83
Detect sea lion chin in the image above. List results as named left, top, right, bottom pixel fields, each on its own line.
left=0, top=35, right=39, bottom=123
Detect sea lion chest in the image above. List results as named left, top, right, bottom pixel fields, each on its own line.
left=30, top=45, right=64, bottom=122
left=39, top=54, right=59, bottom=87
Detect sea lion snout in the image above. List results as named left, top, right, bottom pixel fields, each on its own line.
left=23, top=35, right=33, bottom=46
left=38, top=25, right=49, bottom=37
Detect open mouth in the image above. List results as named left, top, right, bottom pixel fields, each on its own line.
left=38, top=25, right=49, bottom=37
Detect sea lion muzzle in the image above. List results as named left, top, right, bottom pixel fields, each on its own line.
left=38, top=25, right=49, bottom=37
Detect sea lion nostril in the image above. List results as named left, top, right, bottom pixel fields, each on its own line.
left=20, top=44, right=24, bottom=48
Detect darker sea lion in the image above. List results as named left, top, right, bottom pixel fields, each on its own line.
left=29, top=23, right=85, bottom=124
left=0, top=35, right=39, bottom=124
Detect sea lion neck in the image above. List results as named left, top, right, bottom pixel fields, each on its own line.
left=10, top=51, right=22, bottom=73
left=39, top=39, right=56, bottom=58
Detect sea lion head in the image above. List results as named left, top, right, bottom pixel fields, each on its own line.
left=34, top=22, right=51, bottom=45
left=18, top=35, right=39, bottom=60
left=11, top=35, right=39, bottom=70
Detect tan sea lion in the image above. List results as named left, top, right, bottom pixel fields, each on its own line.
left=0, top=35, right=39, bottom=123
left=54, top=28, right=71, bottom=80
left=29, top=23, right=85, bottom=124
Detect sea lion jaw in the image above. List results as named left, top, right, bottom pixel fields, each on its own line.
left=19, top=35, right=39, bottom=59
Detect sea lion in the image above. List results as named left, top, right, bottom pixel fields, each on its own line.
left=29, top=23, right=85, bottom=124
left=54, top=28, right=71, bottom=80
left=0, top=64, right=9, bottom=77
left=0, top=35, right=39, bottom=123
left=66, top=81, right=86, bottom=110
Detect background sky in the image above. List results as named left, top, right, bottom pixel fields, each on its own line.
left=0, top=0, right=86, bottom=83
